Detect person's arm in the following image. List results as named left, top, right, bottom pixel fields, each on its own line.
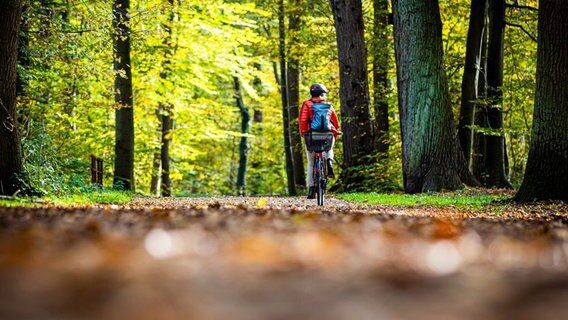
left=330, top=107, right=340, bottom=136
left=299, top=100, right=311, bottom=136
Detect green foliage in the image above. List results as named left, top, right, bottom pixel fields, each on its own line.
left=14, top=0, right=539, bottom=196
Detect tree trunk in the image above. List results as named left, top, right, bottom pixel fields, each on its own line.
left=287, top=1, right=305, bottom=189
left=159, top=0, right=175, bottom=197
left=160, top=112, right=173, bottom=196
left=373, top=0, right=390, bottom=154
left=279, top=0, right=297, bottom=196
left=234, top=76, right=251, bottom=196
left=484, top=0, right=512, bottom=188
left=112, top=0, right=135, bottom=190
left=472, top=19, right=489, bottom=183
left=150, top=147, right=161, bottom=195
left=0, top=0, right=25, bottom=196
left=331, top=0, right=375, bottom=190
left=458, top=0, right=487, bottom=168
left=515, top=0, right=568, bottom=203
left=392, top=0, right=479, bottom=193
left=17, top=3, right=30, bottom=97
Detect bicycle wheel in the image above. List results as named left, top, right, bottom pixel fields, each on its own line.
left=315, top=157, right=325, bottom=206
left=317, top=177, right=324, bottom=205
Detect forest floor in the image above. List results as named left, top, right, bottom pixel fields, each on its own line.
left=1, top=194, right=568, bottom=319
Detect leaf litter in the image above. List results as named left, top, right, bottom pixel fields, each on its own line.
left=1, top=193, right=568, bottom=319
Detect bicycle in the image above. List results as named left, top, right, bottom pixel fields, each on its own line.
left=305, top=132, right=334, bottom=206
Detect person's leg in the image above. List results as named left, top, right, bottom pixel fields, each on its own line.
left=305, top=148, right=316, bottom=199
left=306, top=148, right=315, bottom=186
left=325, top=137, right=335, bottom=177
left=325, top=137, right=335, bottom=160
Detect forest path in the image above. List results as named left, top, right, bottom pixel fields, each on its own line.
left=1, top=196, right=568, bottom=319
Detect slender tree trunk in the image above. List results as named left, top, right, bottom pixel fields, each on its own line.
left=373, top=0, right=390, bottom=154
left=515, top=0, right=568, bottom=202
left=159, top=0, right=175, bottom=197
left=472, top=19, right=489, bottom=182
left=112, top=0, right=134, bottom=190
left=234, top=76, right=251, bottom=196
left=287, top=1, right=305, bottom=189
left=279, top=0, right=297, bottom=196
left=332, top=0, right=375, bottom=190
left=392, top=0, right=479, bottom=193
left=485, top=0, right=512, bottom=188
left=160, top=111, right=173, bottom=196
left=0, top=0, right=25, bottom=196
left=458, top=0, right=487, bottom=167
left=150, top=147, right=160, bottom=195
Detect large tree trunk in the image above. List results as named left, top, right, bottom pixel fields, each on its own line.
left=0, top=0, right=25, bottom=196
left=392, top=0, right=479, bottom=193
left=515, top=0, right=568, bottom=203
left=458, top=0, right=487, bottom=168
left=373, top=0, right=390, bottom=154
left=17, top=3, right=30, bottom=97
left=287, top=1, right=305, bottom=190
left=112, top=0, right=135, bottom=190
left=234, top=77, right=251, bottom=196
left=331, top=0, right=375, bottom=190
left=279, top=0, right=297, bottom=196
left=484, top=0, right=512, bottom=188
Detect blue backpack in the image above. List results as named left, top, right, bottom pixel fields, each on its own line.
left=310, top=102, right=332, bottom=132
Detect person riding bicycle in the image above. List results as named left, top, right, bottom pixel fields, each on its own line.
left=299, top=83, right=340, bottom=199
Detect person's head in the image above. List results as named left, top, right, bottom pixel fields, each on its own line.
left=309, top=83, right=328, bottom=98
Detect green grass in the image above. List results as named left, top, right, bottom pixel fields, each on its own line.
left=0, top=189, right=134, bottom=207
left=46, top=190, right=134, bottom=206
left=338, top=191, right=510, bottom=208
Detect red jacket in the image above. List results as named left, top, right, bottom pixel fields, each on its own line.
left=299, top=97, right=340, bottom=137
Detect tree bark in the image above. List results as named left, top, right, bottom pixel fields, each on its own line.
left=458, top=0, right=487, bottom=168
left=17, top=2, right=30, bottom=97
left=331, top=0, right=375, bottom=190
left=0, top=0, right=25, bottom=195
left=112, top=0, right=135, bottom=190
left=484, top=0, right=512, bottom=188
left=472, top=20, right=489, bottom=183
left=287, top=1, right=305, bottom=189
left=373, top=0, right=390, bottom=154
left=159, top=0, right=175, bottom=197
left=515, top=0, right=568, bottom=202
left=150, top=147, right=161, bottom=195
left=160, top=111, right=173, bottom=196
left=279, top=0, right=297, bottom=196
left=234, top=76, right=251, bottom=196
left=392, top=0, right=479, bottom=193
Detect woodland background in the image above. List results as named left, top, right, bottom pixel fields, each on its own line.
left=11, top=0, right=539, bottom=196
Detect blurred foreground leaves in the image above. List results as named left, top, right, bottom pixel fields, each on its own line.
left=1, top=195, right=568, bottom=319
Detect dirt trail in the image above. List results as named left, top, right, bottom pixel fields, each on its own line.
left=1, top=196, right=568, bottom=319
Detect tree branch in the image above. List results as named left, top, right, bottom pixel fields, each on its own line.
left=505, top=22, right=537, bottom=43
left=505, top=4, right=538, bottom=12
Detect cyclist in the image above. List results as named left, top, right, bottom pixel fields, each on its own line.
left=299, top=83, right=340, bottom=199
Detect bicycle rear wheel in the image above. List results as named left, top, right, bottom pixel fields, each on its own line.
left=317, top=178, right=324, bottom=205
left=315, top=157, right=325, bottom=206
